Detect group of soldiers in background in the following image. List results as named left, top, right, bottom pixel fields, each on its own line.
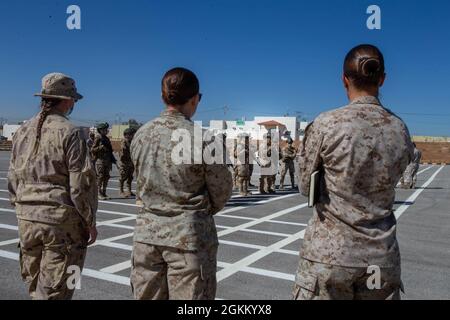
left=87, top=123, right=136, bottom=200
left=232, top=133, right=298, bottom=196
left=85, top=122, right=421, bottom=201
left=230, top=132, right=421, bottom=196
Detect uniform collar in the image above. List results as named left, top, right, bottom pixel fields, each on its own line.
left=349, top=95, right=382, bottom=106
left=161, top=108, right=190, bottom=121
left=47, top=110, right=69, bottom=119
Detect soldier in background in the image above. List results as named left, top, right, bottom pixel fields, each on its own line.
left=257, top=134, right=276, bottom=194
left=279, top=138, right=297, bottom=190
left=399, top=143, right=422, bottom=189
left=294, top=45, right=414, bottom=300
left=8, top=73, right=97, bottom=299
left=119, top=127, right=136, bottom=197
left=234, top=133, right=251, bottom=196
left=87, top=132, right=95, bottom=150
left=86, top=132, right=96, bottom=167
left=130, top=67, right=232, bottom=300
left=91, top=122, right=116, bottom=200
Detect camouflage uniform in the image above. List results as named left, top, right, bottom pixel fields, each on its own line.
left=91, top=130, right=116, bottom=200
left=130, top=109, right=233, bottom=300
left=294, top=96, right=414, bottom=300
left=119, top=139, right=135, bottom=197
left=258, top=137, right=277, bottom=194
left=400, top=147, right=422, bottom=189
left=279, top=143, right=297, bottom=189
left=7, top=73, right=97, bottom=299
left=86, top=135, right=96, bottom=168
left=234, top=137, right=251, bottom=196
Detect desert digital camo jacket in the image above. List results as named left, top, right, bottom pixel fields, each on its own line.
left=281, top=144, right=297, bottom=162
left=8, top=112, right=98, bottom=227
left=299, top=96, right=415, bottom=268
left=131, top=109, right=233, bottom=251
left=120, top=139, right=133, bottom=167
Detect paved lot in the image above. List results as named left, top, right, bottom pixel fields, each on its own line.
left=0, top=150, right=449, bottom=300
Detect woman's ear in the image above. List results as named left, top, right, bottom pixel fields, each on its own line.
left=342, top=75, right=350, bottom=90
left=379, top=73, right=386, bottom=88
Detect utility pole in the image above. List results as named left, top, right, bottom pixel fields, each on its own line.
left=223, top=106, right=229, bottom=117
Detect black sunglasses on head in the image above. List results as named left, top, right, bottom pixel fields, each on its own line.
left=198, top=93, right=203, bottom=102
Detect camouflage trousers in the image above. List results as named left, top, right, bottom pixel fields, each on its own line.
left=400, top=163, right=419, bottom=189
left=259, top=175, right=276, bottom=194
left=130, top=242, right=218, bottom=300
left=96, top=160, right=112, bottom=195
left=293, top=258, right=403, bottom=300
left=280, top=160, right=295, bottom=188
left=237, top=176, right=250, bottom=196
left=119, top=163, right=134, bottom=194
left=18, top=219, right=88, bottom=300
left=119, top=163, right=134, bottom=183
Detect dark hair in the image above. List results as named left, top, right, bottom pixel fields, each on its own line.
left=161, top=67, right=199, bottom=106
left=344, top=44, right=385, bottom=89
left=34, top=98, right=62, bottom=152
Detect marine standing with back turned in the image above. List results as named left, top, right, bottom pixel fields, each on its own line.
left=8, top=73, right=98, bottom=299
left=130, top=68, right=233, bottom=300
left=293, top=45, right=414, bottom=300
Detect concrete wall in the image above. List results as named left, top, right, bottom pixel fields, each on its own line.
left=415, top=142, right=450, bottom=164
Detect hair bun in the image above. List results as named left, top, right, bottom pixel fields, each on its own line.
left=359, top=57, right=381, bottom=78
left=166, top=90, right=179, bottom=103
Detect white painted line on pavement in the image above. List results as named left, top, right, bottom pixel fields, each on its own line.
left=100, top=260, right=132, bottom=274
left=0, top=238, right=19, bottom=246
left=395, top=166, right=445, bottom=220
left=99, top=200, right=140, bottom=208
left=277, top=249, right=299, bottom=256
left=97, top=217, right=136, bottom=226
left=216, top=229, right=306, bottom=282
left=91, top=233, right=134, bottom=247
left=216, top=261, right=294, bottom=281
left=0, top=223, right=18, bottom=231
left=215, top=215, right=257, bottom=221
left=0, top=249, right=19, bottom=260
left=269, top=220, right=308, bottom=227
left=241, top=266, right=295, bottom=282
left=219, top=240, right=265, bottom=250
left=217, top=225, right=290, bottom=237
left=396, top=165, right=434, bottom=187
left=97, top=241, right=132, bottom=251
left=219, top=239, right=298, bottom=256
left=240, top=228, right=291, bottom=238
left=82, top=268, right=130, bottom=286
left=97, top=209, right=136, bottom=217
left=99, top=223, right=135, bottom=230
left=218, top=203, right=308, bottom=237
left=218, top=193, right=299, bottom=216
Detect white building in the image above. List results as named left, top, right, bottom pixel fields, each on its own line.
left=2, top=124, right=22, bottom=141
left=209, top=117, right=309, bottom=141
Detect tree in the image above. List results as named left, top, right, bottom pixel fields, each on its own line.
left=127, top=119, right=142, bottom=130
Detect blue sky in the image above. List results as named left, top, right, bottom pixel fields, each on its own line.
left=0, top=0, right=449, bottom=136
